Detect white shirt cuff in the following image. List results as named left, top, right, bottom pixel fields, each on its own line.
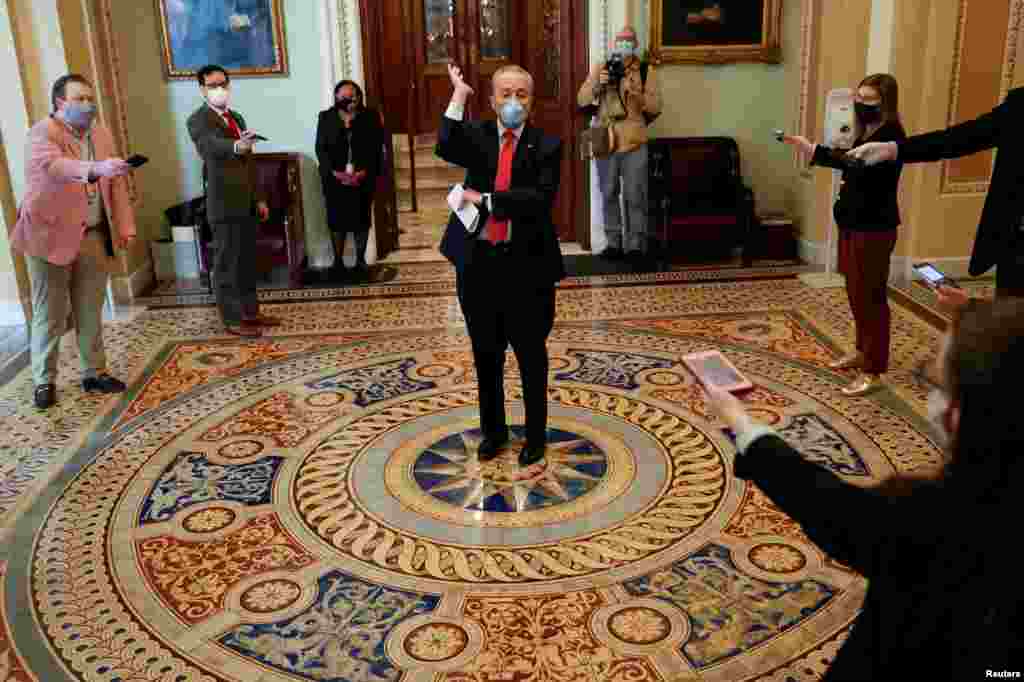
left=445, top=101, right=465, bottom=120
left=484, top=193, right=493, bottom=212
left=233, top=140, right=242, bottom=154
left=734, top=421, right=776, bottom=455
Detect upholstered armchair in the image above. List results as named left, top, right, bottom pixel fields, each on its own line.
left=648, top=137, right=755, bottom=263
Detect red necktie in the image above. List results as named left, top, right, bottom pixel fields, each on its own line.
left=485, top=130, right=516, bottom=244
left=222, top=111, right=242, bottom=139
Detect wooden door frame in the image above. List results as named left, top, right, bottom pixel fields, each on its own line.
left=359, top=0, right=592, bottom=247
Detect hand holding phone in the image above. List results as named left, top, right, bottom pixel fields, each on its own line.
left=913, top=262, right=959, bottom=289
left=773, top=129, right=785, bottom=142
left=125, top=154, right=148, bottom=168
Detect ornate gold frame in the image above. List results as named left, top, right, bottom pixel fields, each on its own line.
left=648, top=0, right=783, bottom=65
left=155, top=0, right=289, bottom=79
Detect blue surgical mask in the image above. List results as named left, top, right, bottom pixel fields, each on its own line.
left=498, top=99, right=526, bottom=129
left=62, top=102, right=96, bottom=130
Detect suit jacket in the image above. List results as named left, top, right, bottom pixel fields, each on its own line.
left=10, top=117, right=136, bottom=266
left=736, top=434, right=1023, bottom=680
left=812, top=121, right=906, bottom=231
left=898, top=86, right=1024, bottom=275
left=186, top=104, right=265, bottom=224
left=436, top=116, right=566, bottom=285
left=314, top=106, right=385, bottom=197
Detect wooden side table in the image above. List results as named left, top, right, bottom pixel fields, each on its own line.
left=746, top=215, right=797, bottom=264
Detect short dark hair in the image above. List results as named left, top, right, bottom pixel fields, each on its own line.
left=196, top=65, right=229, bottom=86
left=333, top=79, right=363, bottom=103
left=51, top=74, right=92, bottom=112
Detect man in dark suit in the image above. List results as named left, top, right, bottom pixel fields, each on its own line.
left=187, top=64, right=277, bottom=336
left=437, top=62, right=565, bottom=468
left=849, top=87, right=1024, bottom=297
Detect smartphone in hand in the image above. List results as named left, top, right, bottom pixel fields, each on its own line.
left=773, top=129, right=785, bottom=142
left=125, top=154, right=149, bottom=168
left=913, top=262, right=960, bottom=289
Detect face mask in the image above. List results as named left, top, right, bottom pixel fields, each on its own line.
left=336, top=97, right=354, bottom=112
left=61, top=102, right=96, bottom=130
left=615, top=41, right=636, bottom=56
left=926, top=388, right=951, bottom=447
left=498, top=98, right=526, bottom=129
left=206, top=87, right=230, bottom=109
left=855, top=102, right=881, bottom=124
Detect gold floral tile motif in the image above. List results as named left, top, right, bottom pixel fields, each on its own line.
left=445, top=592, right=660, bottom=682
left=137, top=514, right=315, bottom=624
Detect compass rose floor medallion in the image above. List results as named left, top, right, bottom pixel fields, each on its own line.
left=3, top=318, right=943, bottom=681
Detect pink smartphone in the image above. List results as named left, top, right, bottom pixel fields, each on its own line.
left=681, top=350, right=754, bottom=393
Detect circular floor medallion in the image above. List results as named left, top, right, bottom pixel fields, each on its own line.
left=608, top=606, right=672, bottom=645
left=182, top=506, right=236, bottom=533
left=404, top=622, right=470, bottom=662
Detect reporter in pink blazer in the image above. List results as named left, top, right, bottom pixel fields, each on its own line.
left=10, top=74, right=137, bottom=409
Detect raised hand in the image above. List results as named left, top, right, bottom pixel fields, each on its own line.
left=447, top=63, right=475, bottom=97
left=846, top=141, right=898, bottom=165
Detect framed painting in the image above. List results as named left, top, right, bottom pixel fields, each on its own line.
left=649, top=0, right=783, bottom=65
left=155, top=0, right=288, bottom=79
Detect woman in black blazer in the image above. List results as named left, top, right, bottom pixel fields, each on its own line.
left=784, top=74, right=907, bottom=396
left=701, top=296, right=1024, bottom=680
left=315, top=80, right=385, bottom=278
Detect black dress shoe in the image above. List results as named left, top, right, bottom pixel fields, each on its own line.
left=82, top=374, right=127, bottom=394
left=34, top=383, right=56, bottom=409
left=477, top=434, right=509, bottom=461
left=518, top=442, right=546, bottom=467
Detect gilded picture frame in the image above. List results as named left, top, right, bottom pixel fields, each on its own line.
left=155, top=0, right=289, bottom=79
left=649, top=0, right=783, bottom=65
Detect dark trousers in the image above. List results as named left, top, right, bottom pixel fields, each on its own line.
left=327, top=187, right=374, bottom=267
left=456, top=244, right=556, bottom=447
left=996, top=243, right=1024, bottom=298
left=838, top=229, right=897, bottom=374
left=210, top=219, right=259, bottom=325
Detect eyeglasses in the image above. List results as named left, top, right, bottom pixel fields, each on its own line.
left=204, top=81, right=229, bottom=89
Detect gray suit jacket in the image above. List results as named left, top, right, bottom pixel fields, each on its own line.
left=186, top=104, right=265, bottom=223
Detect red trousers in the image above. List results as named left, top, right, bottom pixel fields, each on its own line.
left=838, top=229, right=897, bottom=374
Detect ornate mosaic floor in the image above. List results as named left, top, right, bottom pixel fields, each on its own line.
left=0, top=276, right=948, bottom=681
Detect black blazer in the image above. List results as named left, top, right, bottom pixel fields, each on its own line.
left=736, top=434, right=1023, bottom=680
left=436, top=116, right=566, bottom=286
left=315, top=106, right=385, bottom=192
left=812, top=121, right=906, bottom=231
left=898, top=86, right=1024, bottom=275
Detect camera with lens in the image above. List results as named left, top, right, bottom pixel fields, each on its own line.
left=605, top=53, right=626, bottom=85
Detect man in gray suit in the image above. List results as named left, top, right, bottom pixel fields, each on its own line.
left=187, top=64, right=277, bottom=336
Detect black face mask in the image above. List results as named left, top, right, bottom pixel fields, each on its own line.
left=855, top=102, right=881, bottom=124
left=335, top=97, right=355, bottom=112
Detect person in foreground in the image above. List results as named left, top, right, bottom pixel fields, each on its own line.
left=783, top=74, right=906, bottom=396
left=187, top=64, right=276, bottom=337
left=848, top=86, right=1024, bottom=297
left=11, top=74, right=136, bottom=410
left=703, top=298, right=1024, bottom=679
left=436, top=62, right=565, bottom=468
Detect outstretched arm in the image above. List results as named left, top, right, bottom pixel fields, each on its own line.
left=435, top=63, right=477, bottom=169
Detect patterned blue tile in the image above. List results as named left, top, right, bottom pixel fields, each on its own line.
left=554, top=350, right=675, bottom=390
left=220, top=571, right=439, bottom=681
left=139, top=452, right=283, bottom=524
left=623, top=544, right=836, bottom=668
left=778, top=414, right=870, bottom=476
left=307, top=358, right=436, bottom=407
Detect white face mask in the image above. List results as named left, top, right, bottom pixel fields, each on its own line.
left=926, top=388, right=951, bottom=447
left=206, top=87, right=230, bottom=109
left=615, top=41, right=637, bottom=56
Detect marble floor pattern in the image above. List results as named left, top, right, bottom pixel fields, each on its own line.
left=0, top=272, right=955, bottom=682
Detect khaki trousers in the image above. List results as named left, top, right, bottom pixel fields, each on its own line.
left=26, top=230, right=113, bottom=386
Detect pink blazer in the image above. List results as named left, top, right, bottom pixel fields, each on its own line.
left=10, top=117, right=136, bottom=266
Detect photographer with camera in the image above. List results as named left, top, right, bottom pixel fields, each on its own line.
left=577, top=26, right=661, bottom=268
